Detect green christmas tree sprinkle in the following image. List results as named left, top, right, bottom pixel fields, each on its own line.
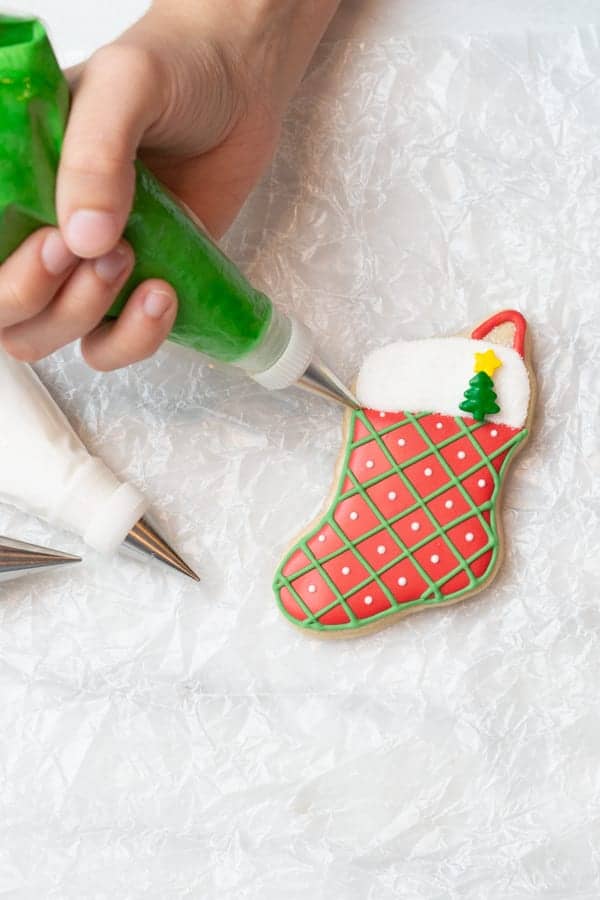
left=459, top=371, right=500, bottom=422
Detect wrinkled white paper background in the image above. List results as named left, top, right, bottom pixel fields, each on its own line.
left=2, top=7, right=600, bottom=898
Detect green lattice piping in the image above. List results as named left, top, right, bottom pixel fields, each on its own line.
left=274, top=412, right=525, bottom=629
left=274, top=410, right=528, bottom=631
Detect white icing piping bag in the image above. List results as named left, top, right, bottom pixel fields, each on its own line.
left=0, top=535, right=80, bottom=584
left=0, top=349, right=199, bottom=581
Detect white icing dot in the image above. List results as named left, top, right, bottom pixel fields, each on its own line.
left=388, top=491, right=397, bottom=501
left=457, top=450, right=467, bottom=460
left=308, top=584, right=317, bottom=593
left=410, top=521, right=420, bottom=532
left=397, top=576, right=407, bottom=587
left=318, top=533, right=326, bottom=543
left=341, top=566, right=351, bottom=575
left=397, top=438, right=406, bottom=447
left=379, top=411, right=386, bottom=418
left=377, top=545, right=386, bottom=555
left=435, top=422, right=443, bottom=430
left=424, top=467, right=433, bottom=477
left=477, top=478, right=487, bottom=488
left=444, top=499, right=454, bottom=509
left=430, top=554, right=440, bottom=564
left=349, top=511, right=359, bottom=521
left=364, top=595, right=373, bottom=606
left=365, top=459, right=375, bottom=469
left=491, top=429, right=498, bottom=437
left=465, top=532, right=474, bottom=542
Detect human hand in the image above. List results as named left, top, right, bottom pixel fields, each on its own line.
left=0, top=0, right=340, bottom=370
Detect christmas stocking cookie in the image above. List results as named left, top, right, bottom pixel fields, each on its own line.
left=274, top=311, right=534, bottom=636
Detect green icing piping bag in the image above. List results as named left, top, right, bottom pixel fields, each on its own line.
left=0, top=16, right=358, bottom=410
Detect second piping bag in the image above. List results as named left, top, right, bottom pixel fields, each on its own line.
left=0, top=16, right=358, bottom=411
left=0, top=348, right=199, bottom=581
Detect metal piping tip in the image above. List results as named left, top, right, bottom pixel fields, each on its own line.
left=124, top=517, right=200, bottom=582
left=0, top=536, right=81, bottom=584
left=297, top=356, right=361, bottom=410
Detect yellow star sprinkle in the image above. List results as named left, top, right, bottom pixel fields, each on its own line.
left=474, top=348, right=503, bottom=377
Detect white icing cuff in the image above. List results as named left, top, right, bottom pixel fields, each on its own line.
left=356, top=336, right=531, bottom=428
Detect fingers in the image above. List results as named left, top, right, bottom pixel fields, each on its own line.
left=1, top=243, right=134, bottom=362
left=81, top=280, right=177, bottom=370
left=57, top=44, right=164, bottom=258
left=0, top=228, right=77, bottom=329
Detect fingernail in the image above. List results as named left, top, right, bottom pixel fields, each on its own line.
left=41, top=231, right=76, bottom=276
left=94, top=246, right=130, bottom=283
left=65, top=209, right=118, bottom=257
left=143, top=290, right=173, bottom=319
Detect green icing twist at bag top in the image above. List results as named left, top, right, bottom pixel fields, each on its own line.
left=0, top=15, right=273, bottom=363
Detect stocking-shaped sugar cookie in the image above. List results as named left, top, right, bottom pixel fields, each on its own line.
left=274, top=311, right=534, bottom=636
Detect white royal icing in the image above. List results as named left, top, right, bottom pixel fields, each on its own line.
left=356, top=336, right=530, bottom=429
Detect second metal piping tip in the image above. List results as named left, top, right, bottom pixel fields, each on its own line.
left=297, top=356, right=361, bottom=411
left=124, top=517, right=200, bottom=582
left=0, top=535, right=81, bottom=584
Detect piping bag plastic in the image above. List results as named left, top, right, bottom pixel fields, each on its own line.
left=0, top=16, right=358, bottom=411
left=0, top=347, right=199, bottom=580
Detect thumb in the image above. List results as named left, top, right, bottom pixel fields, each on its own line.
left=57, top=44, right=165, bottom=258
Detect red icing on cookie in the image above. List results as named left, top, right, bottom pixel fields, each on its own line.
left=274, top=312, right=532, bottom=634
left=346, top=583, right=391, bottom=619
left=348, top=440, right=392, bottom=482
left=404, top=453, right=450, bottom=495
left=392, top=506, right=436, bottom=548
left=318, top=605, right=351, bottom=626
left=334, top=494, right=381, bottom=540
left=440, top=570, right=471, bottom=596
left=356, top=529, right=402, bottom=570
left=323, top=549, right=369, bottom=593
left=419, top=413, right=462, bottom=442
left=381, top=421, right=428, bottom=463
left=380, top=558, right=428, bottom=601
left=290, top=570, right=335, bottom=616
left=427, top=485, right=472, bottom=526
left=413, top=535, right=459, bottom=580
left=366, top=474, right=414, bottom=519
left=446, top=515, right=488, bottom=559
left=471, top=421, right=517, bottom=456
left=279, top=586, right=307, bottom=621
left=278, top=410, right=526, bottom=631
left=471, top=309, right=527, bottom=357
left=306, top=524, right=344, bottom=560
left=282, top=549, right=312, bottom=578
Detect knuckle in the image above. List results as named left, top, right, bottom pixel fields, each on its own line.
left=90, top=43, right=159, bottom=86
left=81, top=338, right=117, bottom=372
left=63, top=147, right=129, bottom=179
left=1, top=331, right=44, bottom=363
left=0, top=277, right=44, bottom=320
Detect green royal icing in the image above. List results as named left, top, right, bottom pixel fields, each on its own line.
left=0, top=16, right=273, bottom=364
left=459, top=371, right=500, bottom=422
left=273, top=409, right=527, bottom=632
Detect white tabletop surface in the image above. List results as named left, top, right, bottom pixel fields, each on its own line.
left=2, top=2, right=600, bottom=898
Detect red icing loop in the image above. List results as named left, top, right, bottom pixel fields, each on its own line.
left=470, top=310, right=527, bottom=357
